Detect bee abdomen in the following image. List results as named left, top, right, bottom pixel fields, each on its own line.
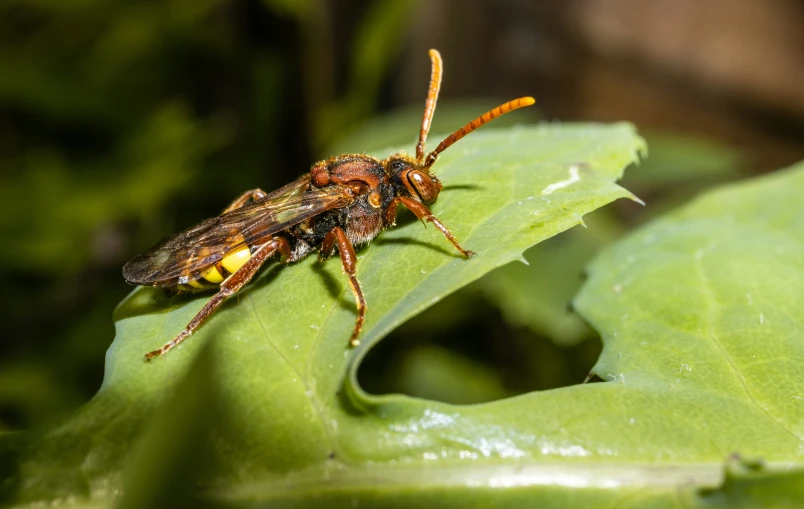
left=175, top=243, right=254, bottom=292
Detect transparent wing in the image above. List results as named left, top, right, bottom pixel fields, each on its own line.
left=244, top=174, right=310, bottom=205
left=123, top=180, right=349, bottom=286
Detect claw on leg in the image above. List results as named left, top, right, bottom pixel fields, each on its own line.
left=383, top=196, right=474, bottom=258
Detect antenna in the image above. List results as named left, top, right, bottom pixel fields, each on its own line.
left=416, top=49, right=443, bottom=163
left=424, top=97, right=536, bottom=168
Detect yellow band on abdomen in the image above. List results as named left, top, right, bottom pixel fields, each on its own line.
left=220, top=244, right=251, bottom=274
left=202, top=265, right=224, bottom=283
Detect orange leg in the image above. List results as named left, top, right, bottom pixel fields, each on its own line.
left=223, top=188, right=268, bottom=213
left=320, top=227, right=366, bottom=347
left=383, top=196, right=475, bottom=258
left=145, top=236, right=291, bottom=360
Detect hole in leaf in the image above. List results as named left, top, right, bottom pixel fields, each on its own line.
left=357, top=286, right=601, bottom=405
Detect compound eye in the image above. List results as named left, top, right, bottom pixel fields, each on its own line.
left=406, top=170, right=439, bottom=204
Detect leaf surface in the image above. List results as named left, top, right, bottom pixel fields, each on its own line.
left=574, top=162, right=804, bottom=461
left=4, top=122, right=803, bottom=507
left=2, top=123, right=649, bottom=506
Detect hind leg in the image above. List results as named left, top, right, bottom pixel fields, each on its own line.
left=145, top=236, right=291, bottom=360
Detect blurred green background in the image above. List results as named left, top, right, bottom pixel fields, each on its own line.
left=2, top=0, right=803, bottom=431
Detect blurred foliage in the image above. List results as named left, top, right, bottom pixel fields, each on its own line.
left=0, top=0, right=247, bottom=431
left=481, top=212, right=619, bottom=346
left=624, top=133, right=744, bottom=187
left=377, top=345, right=514, bottom=404
left=698, top=456, right=804, bottom=508
left=316, top=0, right=416, bottom=149
left=0, top=105, right=227, bottom=273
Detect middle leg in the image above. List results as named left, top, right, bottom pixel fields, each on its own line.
left=320, top=227, right=366, bottom=347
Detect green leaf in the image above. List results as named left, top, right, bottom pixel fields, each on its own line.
left=1, top=123, right=643, bottom=506
left=260, top=0, right=314, bottom=19
left=118, top=343, right=221, bottom=509
left=573, top=161, right=804, bottom=461
left=695, top=455, right=804, bottom=508
left=367, top=344, right=515, bottom=405
left=622, top=131, right=745, bottom=188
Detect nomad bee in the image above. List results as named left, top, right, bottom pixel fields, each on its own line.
left=124, top=49, right=534, bottom=360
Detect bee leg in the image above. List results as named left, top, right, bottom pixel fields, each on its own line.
left=144, top=236, right=291, bottom=361
left=383, top=196, right=475, bottom=258
left=223, top=189, right=268, bottom=213
left=320, top=227, right=366, bottom=347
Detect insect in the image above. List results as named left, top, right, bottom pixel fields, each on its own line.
left=123, top=49, right=534, bottom=360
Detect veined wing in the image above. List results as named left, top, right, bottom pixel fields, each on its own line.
left=246, top=174, right=310, bottom=206
left=123, top=182, right=351, bottom=286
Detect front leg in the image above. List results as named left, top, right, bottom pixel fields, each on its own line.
left=383, top=196, right=475, bottom=258
left=320, top=227, right=366, bottom=347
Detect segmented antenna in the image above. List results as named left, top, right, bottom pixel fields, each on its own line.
left=416, top=49, right=443, bottom=163
left=424, top=97, right=536, bottom=168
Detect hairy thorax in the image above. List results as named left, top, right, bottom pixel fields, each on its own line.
left=344, top=197, right=384, bottom=246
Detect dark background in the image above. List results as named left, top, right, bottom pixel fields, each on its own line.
left=2, top=0, right=803, bottom=431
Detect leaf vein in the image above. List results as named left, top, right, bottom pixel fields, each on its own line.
left=695, top=251, right=802, bottom=443
left=247, top=294, right=338, bottom=456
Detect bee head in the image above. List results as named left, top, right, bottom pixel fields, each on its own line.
left=387, top=157, right=441, bottom=205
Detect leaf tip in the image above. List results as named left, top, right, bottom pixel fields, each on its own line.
left=628, top=193, right=646, bottom=206
left=576, top=213, right=588, bottom=229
